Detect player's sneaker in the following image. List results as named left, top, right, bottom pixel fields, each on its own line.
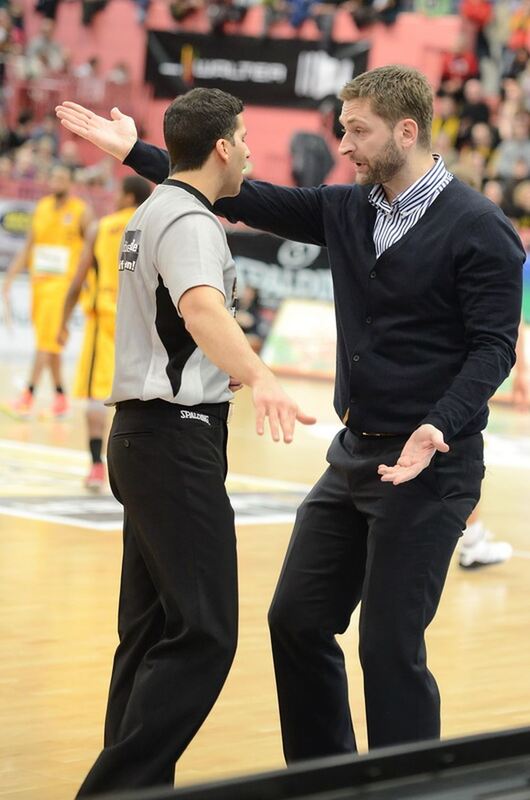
left=51, top=393, right=69, bottom=418
left=459, top=525, right=513, bottom=569
left=10, top=389, right=34, bottom=418
left=85, top=462, right=106, bottom=491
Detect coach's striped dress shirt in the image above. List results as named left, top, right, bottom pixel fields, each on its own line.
left=368, top=155, right=453, bottom=258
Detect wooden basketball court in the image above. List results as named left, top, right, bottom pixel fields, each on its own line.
left=1, top=360, right=529, bottom=799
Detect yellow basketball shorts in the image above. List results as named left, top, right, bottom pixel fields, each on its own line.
left=73, top=312, right=115, bottom=400
left=31, top=278, right=69, bottom=354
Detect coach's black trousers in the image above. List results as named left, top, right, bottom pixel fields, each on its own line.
left=77, top=400, right=237, bottom=796
left=268, top=428, right=484, bottom=762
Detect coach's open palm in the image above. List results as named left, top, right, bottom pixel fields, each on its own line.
left=55, top=103, right=137, bottom=162
left=377, top=424, right=449, bottom=485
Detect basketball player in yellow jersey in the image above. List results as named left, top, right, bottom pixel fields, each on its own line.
left=2, top=165, right=93, bottom=417
left=58, top=175, right=152, bottom=490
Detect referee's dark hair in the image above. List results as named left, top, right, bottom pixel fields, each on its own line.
left=163, top=88, right=244, bottom=173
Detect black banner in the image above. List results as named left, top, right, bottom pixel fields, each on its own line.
left=145, top=31, right=369, bottom=108
left=226, top=228, right=332, bottom=309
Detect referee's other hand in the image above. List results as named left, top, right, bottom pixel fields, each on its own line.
left=252, top=375, right=316, bottom=443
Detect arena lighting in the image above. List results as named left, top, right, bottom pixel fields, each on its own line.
left=94, top=726, right=530, bottom=800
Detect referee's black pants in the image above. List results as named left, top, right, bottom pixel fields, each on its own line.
left=268, top=427, right=484, bottom=762
left=77, top=400, right=237, bottom=796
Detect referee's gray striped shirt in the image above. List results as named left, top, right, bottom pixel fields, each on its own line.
left=368, top=155, right=453, bottom=258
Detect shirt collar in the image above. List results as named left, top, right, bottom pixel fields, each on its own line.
left=368, top=155, right=450, bottom=217
left=162, top=179, right=214, bottom=212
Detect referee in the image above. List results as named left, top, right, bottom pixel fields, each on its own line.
left=76, top=88, right=315, bottom=796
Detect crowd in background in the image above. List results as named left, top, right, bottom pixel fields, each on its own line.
left=0, top=0, right=530, bottom=289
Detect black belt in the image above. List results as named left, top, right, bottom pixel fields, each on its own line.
left=115, top=398, right=230, bottom=422
left=350, top=430, right=406, bottom=438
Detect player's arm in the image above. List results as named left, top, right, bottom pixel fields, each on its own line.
left=2, top=229, right=34, bottom=313
left=58, top=220, right=99, bottom=345
left=179, top=285, right=316, bottom=443
left=80, top=203, right=96, bottom=237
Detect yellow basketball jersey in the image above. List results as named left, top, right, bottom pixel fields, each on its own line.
left=93, top=206, right=137, bottom=315
left=30, top=194, right=87, bottom=281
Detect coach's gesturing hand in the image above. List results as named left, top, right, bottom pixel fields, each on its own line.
left=377, top=424, right=449, bottom=485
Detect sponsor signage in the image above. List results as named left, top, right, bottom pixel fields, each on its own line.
left=0, top=199, right=34, bottom=269
left=227, top=229, right=333, bottom=309
left=145, top=31, right=369, bottom=107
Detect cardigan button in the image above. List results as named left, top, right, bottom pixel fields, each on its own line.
left=353, top=354, right=360, bottom=362
left=369, top=270, right=376, bottom=278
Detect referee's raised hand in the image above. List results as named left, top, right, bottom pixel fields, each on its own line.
left=55, top=102, right=138, bottom=162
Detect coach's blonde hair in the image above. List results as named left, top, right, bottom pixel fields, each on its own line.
left=339, top=65, right=433, bottom=150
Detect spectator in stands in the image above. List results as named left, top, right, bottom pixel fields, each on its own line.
left=9, top=0, right=25, bottom=43
left=34, top=134, right=58, bottom=178
left=461, top=120, right=499, bottom=166
left=30, top=111, right=60, bottom=156
left=73, top=56, right=106, bottom=104
left=459, top=0, right=493, bottom=61
left=58, top=139, right=84, bottom=172
left=169, top=0, right=205, bottom=22
left=457, top=144, right=488, bottom=185
left=106, top=62, right=135, bottom=117
left=347, top=0, right=403, bottom=29
left=76, top=153, right=117, bottom=189
left=0, top=108, right=18, bottom=155
left=134, top=0, right=150, bottom=23
left=0, top=156, right=13, bottom=177
left=431, top=129, right=459, bottom=168
left=516, top=59, right=530, bottom=108
left=492, top=110, right=530, bottom=180
left=496, top=77, right=525, bottom=139
left=81, top=0, right=108, bottom=26
left=0, top=8, right=14, bottom=88
left=286, top=0, right=313, bottom=29
left=502, top=45, right=529, bottom=81
left=106, top=61, right=131, bottom=87
left=206, top=0, right=249, bottom=34
left=11, top=141, right=38, bottom=179
left=482, top=177, right=506, bottom=208
left=25, top=18, right=65, bottom=74
left=312, top=0, right=343, bottom=51
left=35, top=0, right=60, bottom=21
left=456, top=77, right=491, bottom=146
left=261, top=0, right=289, bottom=37
left=432, top=92, right=461, bottom=148
left=507, top=0, right=530, bottom=53
left=8, top=109, right=33, bottom=151
left=440, top=32, right=480, bottom=99
left=0, top=153, right=11, bottom=177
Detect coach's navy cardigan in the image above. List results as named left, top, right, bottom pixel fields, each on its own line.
left=125, top=140, right=524, bottom=441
